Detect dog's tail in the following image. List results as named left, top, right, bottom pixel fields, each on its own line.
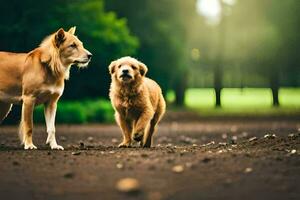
left=18, top=121, right=25, bottom=144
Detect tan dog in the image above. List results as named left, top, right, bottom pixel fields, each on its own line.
left=109, top=56, right=166, bottom=148
left=0, top=27, right=92, bottom=150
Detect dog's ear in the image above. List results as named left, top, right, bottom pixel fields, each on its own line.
left=68, top=26, right=76, bottom=35
left=55, top=28, right=66, bottom=47
left=108, top=61, right=117, bottom=74
left=138, top=62, right=148, bottom=76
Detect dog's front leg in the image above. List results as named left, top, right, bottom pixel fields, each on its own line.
left=115, top=113, right=132, bottom=147
left=133, top=109, right=154, bottom=145
left=44, top=96, right=64, bottom=150
left=20, top=96, right=37, bottom=150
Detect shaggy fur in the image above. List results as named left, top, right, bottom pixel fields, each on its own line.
left=0, top=27, right=92, bottom=150
left=109, top=56, right=166, bottom=148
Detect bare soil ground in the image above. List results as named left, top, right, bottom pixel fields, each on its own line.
left=0, top=114, right=299, bottom=200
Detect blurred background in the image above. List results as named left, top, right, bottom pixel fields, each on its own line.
left=0, top=0, right=299, bottom=124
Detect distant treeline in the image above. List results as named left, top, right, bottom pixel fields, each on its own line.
left=0, top=0, right=299, bottom=107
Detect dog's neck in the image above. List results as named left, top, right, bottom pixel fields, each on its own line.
left=114, top=80, right=143, bottom=98
left=39, top=36, right=70, bottom=80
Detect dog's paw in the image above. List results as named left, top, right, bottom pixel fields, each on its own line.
left=133, top=132, right=143, bottom=142
left=50, top=144, right=64, bottom=150
left=24, top=143, right=37, bottom=150
left=118, top=141, right=132, bottom=148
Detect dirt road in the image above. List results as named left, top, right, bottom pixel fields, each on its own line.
left=0, top=117, right=299, bottom=200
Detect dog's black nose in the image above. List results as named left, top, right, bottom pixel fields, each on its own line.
left=122, top=69, right=129, bottom=74
left=87, top=53, right=92, bottom=59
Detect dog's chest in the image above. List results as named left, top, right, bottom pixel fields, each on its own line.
left=35, top=85, right=64, bottom=104
left=116, top=96, right=140, bottom=119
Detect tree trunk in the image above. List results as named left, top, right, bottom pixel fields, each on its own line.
left=174, top=75, right=187, bottom=106
left=214, top=4, right=227, bottom=108
left=214, top=65, right=222, bottom=107
left=271, top=70, right=280, bottom=107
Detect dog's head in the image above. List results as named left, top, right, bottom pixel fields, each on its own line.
left=40, top=27, right=92, bottom=68
left=108, top=56, right=148, bottom=85
left=54, top=27, right=92, bottom=68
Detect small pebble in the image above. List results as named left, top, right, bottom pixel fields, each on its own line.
left=87, top=136, right=94, bottom=142
left=111, top=138, right=118, bottom=144
left=72, top=151, right=81, bottom=156
left=241, top=132, right=248, bottom=138
left=185, top=162, right=195, bottom=169
left=116, top=178, right=140, bottom=193
left=244, top=167, right=253, bottom=173
left=230, top=136, right=238, bottom=144
left=116, top=155, right=121, bottom=159
left=166, top=143, right=173, bottom=148
left=222, top=133, right=228, bottom=139
left=288, top=134, right=297, bottom=139
left=248, top=137, right=258, bottom=142
left=172, top=165, right=184, bottom=173
left=218, top=142, right=227, bottom=146
left=116, top=163, right=124, bottom=169
left=290, top=149, right=297, bottom=154
left=264, top=134, right=276, bottom=139
left=217, top=150, right=224, bottom=153
left=201, top=141, right=215, bottom=147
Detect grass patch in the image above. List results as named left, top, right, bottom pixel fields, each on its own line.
left=167, top=88, right=300, bottom=117
left=34, top=99, right=114, bottom=124
left=32, top=88, right=300, bottom=124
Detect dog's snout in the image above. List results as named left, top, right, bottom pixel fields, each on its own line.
left=122, top=69, right=129, bottom=74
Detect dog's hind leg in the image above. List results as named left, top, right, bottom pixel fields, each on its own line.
left=0, top=101, right=12, bottom=123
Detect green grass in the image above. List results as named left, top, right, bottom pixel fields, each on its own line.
left=32, top=88, right=300, bottom=124
left=167, top=88, right=300, bottom=117
left=34, top=99, right=114, bottom=124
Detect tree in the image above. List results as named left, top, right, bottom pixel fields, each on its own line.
left=105, top=0, right=190, bottom=106
left=0, top=0, right=139, bottom=99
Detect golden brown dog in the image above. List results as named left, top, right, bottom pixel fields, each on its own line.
left=0, top=27, right=92, bottom=150
left=109, top=56, right=166, bottom=148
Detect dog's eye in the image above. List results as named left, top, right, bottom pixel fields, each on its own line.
left=118, top=65, right=121, bottom=69
left=132, top=65, right=137, bottom=70
left=69, top=43, right=77, bottom=48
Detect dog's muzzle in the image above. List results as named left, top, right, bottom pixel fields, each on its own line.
left=74, top=53, right=92, bottom=67
left=119, top=73, right=132, bottom=80
left=74, top=58, right=91, bottom=67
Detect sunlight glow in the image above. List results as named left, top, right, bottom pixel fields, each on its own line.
left=196, top=0, right=237, bottom=25
left=196, top=0, right=221, bottom=25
